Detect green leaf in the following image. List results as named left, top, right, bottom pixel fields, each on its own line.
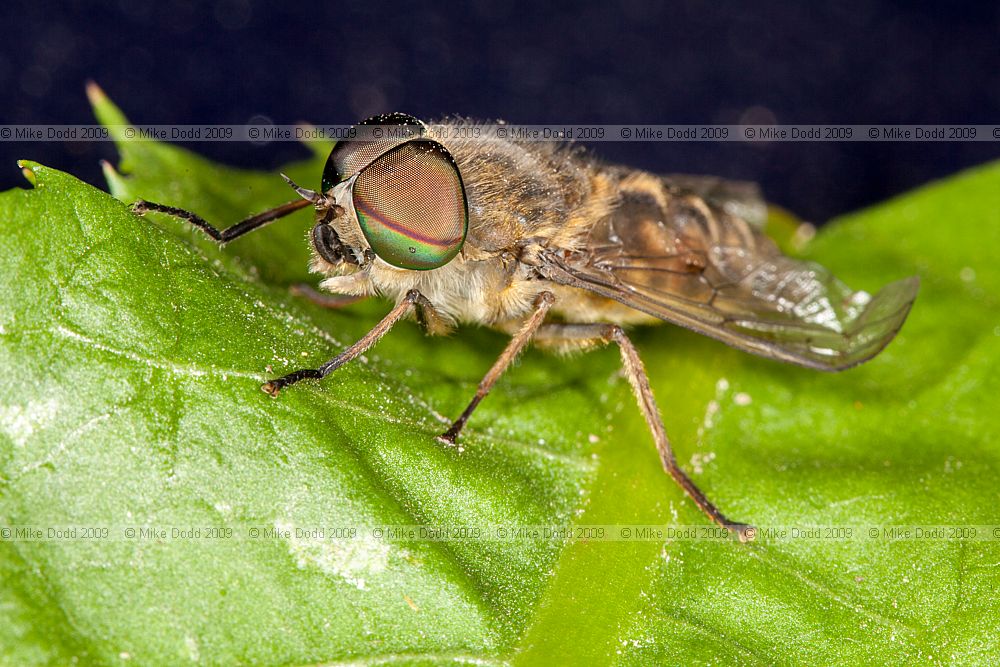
left=0, top=90, right=997, bottom=665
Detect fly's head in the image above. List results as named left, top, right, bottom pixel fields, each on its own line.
left=286, top=113, right=469, bottom=276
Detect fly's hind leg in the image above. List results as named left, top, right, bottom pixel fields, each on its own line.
left=535, top=322, right=755, bottom=542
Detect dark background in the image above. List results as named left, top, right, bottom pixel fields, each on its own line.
left=2, top=1, right=998, bottom=222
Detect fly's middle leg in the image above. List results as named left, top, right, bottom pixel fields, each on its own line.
left=438, top=291, right=556, bottom=445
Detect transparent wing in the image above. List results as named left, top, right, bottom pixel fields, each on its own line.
left=662, top=173, right=768, bottom=228
left=539, top=187, right=919, bottom=371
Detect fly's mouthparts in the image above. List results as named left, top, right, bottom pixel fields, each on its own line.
left=311, top=221, right=363, bottom=267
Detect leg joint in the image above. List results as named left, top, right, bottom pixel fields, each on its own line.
left=403, top=289, right=437, bottom=315
left=403, top=289, right=431, bottom=307
left=535, top=290, right=556, bottom=307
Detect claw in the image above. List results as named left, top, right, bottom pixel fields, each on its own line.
left=436, top=432, right=458, bottom=446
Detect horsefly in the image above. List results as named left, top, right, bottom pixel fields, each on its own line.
left=132, top=112, right=919, bottom=541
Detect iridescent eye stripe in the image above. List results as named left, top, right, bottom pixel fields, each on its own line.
left=345, top=136, right=468, bottom=270
left=353, top=195, right=464, bottom=249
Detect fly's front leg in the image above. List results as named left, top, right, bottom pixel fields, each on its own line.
left=438, top=291, right=555, bottom=444
left=290, top=283, right=368, bottom=309
left=535, top=322, right=755, bottom=542
left=262, top=289, right=434, bottom=396
left=132, top=197, right=312, bottom=244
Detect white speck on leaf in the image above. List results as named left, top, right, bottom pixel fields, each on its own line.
left=690, top=451, right=716, bottom=474
left=184, top=636, right=200, bottom=662
left=699, top=400, right=720, bottom=435
left=278, top=520, right=389, bottom=590
left=0, top=399, right=59, bottom=446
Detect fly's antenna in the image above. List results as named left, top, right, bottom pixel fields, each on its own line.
left=281, top=173, right=330, bottom=206
left=280, top=174, right=346, bottom=218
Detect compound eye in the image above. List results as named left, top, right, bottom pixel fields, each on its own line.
left=353, top=140, right=468, bottom=270
left=321, top=113, right=424, bottom=194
